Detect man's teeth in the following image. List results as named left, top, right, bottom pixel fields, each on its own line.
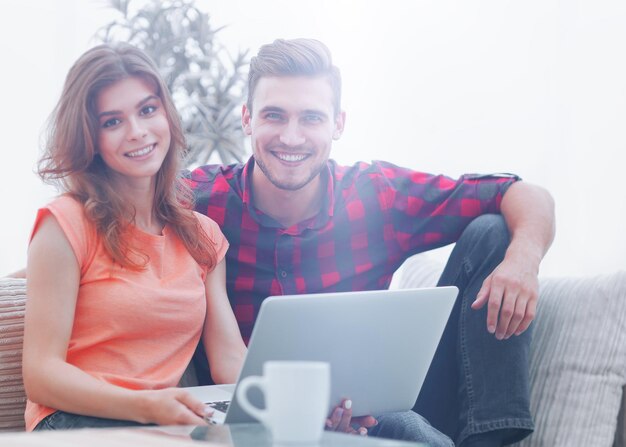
left=276, top=153, right=306, bottom=162
left=126, top=145, right=154, bottom=157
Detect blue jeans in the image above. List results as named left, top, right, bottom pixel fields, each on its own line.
left=370, top=411, right=454, bottom=447
left=412, top=214, right=534, bottom=445
left=34, top=410, right=151, bottom=430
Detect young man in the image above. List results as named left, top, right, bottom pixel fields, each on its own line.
left=188, top=38, right=555, bottom=447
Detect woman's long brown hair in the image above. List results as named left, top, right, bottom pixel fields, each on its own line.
left=38, top=43, right=217, bottom=270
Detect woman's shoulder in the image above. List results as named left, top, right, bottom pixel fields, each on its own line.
left=32, top=195, right=96, bottom=266
left=191, top=211, right=222, bottom=233
left=36, top=195, right=90, bottom=232
left=190, top=211, right=229, bottom=264
left=45, top=194, right=86, bottom=218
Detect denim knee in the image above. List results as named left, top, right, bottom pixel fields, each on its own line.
left=437, top=214, right=510, bottom=291
left=370, top=411, right=454, bottom=447
left=457, top=214, right=510, bottom=260
left=34, top=410, right=147, bottom=430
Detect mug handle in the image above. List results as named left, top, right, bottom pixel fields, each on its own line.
left=236, top=375, right=269, bottom=425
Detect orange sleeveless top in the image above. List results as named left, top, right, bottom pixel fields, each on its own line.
left=25, top=196, right=228, bottom=430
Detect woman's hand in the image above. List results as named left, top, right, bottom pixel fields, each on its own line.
left=137, top=388, right=210, bottom=426
left=325, top=399, right=378, bottom=436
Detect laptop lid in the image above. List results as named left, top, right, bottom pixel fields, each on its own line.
left=224, top=286, right=457, bottom=423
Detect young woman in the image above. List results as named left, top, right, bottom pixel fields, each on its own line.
left=22, top=43, right=246, bottom=431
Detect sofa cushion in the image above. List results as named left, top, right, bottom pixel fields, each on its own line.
left=396, top=254, right=626, bottom=447
left=0, top=278, right=26, bottom=432
left=515, top=272, right=626, bottom=447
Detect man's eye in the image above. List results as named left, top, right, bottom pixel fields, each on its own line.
left=140, top=105, right=157, bottom=115
left=102, top=118, right=121, bottom=128
left=265, top=112, right=283, bottom=121
left=304, top=115, right=323, bottom=123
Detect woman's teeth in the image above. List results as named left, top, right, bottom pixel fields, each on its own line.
left=126, top=145, right=154, bottom=158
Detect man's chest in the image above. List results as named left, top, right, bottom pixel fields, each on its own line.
left=222, top=220, right=402, bottom=297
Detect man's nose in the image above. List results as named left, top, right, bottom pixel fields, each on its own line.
left=126, top=117, right=147, bottom=141
left=279, top=120, right=305, bottom=147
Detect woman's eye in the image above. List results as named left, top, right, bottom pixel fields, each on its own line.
left=140, top=105, right=157, bottom=115
left=102, top=118, right=121, bottom=128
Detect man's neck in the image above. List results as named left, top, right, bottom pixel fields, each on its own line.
left=250, top=165, right=324, bottom=228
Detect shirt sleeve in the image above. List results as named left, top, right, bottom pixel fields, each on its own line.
left=370, top=161, right=520, bottom=253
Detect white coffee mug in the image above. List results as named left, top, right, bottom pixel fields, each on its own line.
left=236, top=361, right=331, bottom=444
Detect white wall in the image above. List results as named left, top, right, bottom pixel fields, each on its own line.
left=0, top=1, right=115, bottom=275
left=1, top=0, right=624, bottom=277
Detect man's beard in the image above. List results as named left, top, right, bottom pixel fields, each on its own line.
left=254, top=154, right=326, bottom=191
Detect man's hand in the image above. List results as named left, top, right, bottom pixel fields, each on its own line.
left=325, top=399, right=377, bottom=436
left=472, top=181, right=555, bottom=340
left=471, top=254, right=539, bottom=340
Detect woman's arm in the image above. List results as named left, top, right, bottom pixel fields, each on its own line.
left=202, top=259, right=247, bottom=384
left=23, top=214, right=207, bottom=425
left=4, top=268, right=26, bottom=278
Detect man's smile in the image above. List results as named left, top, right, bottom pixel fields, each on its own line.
left=272, top=151, right=309, bottom=163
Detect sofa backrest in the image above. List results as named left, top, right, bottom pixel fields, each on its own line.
left=0, top=278, right=26, bottom=432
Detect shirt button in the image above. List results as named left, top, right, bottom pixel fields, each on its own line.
left=280, top=270, right=287, bottom=278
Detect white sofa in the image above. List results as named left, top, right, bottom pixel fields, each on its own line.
left=1, top=262, right=625, bottom=446
left=396, top=253, right=626, bottom=447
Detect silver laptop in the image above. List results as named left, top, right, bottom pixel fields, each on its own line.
left=185, top=286, right=457, bottom=424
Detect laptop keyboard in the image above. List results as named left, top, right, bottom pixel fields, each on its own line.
left=206, top=400, right=230, bottom=413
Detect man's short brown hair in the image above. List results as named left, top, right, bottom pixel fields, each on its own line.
left=247, top=38, right=342, bottom=116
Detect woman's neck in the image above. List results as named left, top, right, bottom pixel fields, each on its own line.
left=115, top=177, right=163, bottom=235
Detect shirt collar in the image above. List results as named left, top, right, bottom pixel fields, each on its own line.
left=241, top=156, right=335, bottom=232
left=240, top=157, right=254, bottom=206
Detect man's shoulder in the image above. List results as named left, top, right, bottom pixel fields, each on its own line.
left=186, top=163, right=244, bottom=183
left=184, top=163, right=246, bottom=199
left=186, top=163, right=245, bottom=218
left=330, top=159, right=417, bottom=187
left=330, top=159, right=404, bottom=178
left=331, top=160, right=520, bottom=187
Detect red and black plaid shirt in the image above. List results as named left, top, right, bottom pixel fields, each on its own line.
left=187, top=158, right=518, bottom=342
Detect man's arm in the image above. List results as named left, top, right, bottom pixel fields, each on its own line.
left=471, top=181, right=556, bottom=339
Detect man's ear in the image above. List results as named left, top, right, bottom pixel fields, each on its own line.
left=333, top=111, right=346, bottom=140
left=242, top=104, right=252, bottom=136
